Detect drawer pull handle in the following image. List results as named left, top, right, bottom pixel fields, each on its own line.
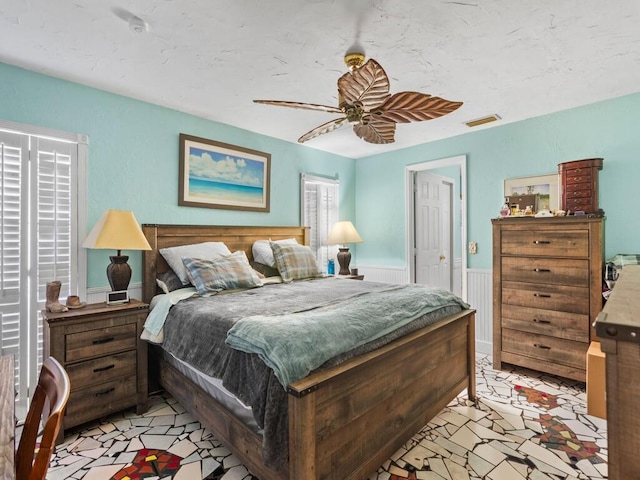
left=533, top=293, right=551, bottom=298
left=93, top=337, right=115, bottom=345
left=533, top=343, right=551, bottom=350
left=533, top=240, right=551, bottom=245
left=93, top=364, right=115, bottom=373
left=533, top=268, right=551, bottom=273
left=533, top=318, right=551, bottom=324
left=95, top=387, right=115, bottom=397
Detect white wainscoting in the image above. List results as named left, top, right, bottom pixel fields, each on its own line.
left=466, top=268, right=493, bottom=355
left=356, top=265, right=409, bottom=284
left=355, top=264, right=493, bottom=355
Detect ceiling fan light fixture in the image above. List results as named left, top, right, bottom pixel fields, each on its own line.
left=465, top=114, right=501, bottom=128
left=344, top=52, right=366, bottom=71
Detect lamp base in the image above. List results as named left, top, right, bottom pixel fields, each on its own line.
left=336, top=247, right=352, bottom=276
left=107, top=255, right=131, bottom=291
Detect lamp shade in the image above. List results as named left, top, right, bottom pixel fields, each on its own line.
left=325, top=221, right=363, bottom=245
left=82, top=210, right=151, bottom=251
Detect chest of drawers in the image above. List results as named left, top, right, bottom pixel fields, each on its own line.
left=43, top=300, right=148, bottom=437
left=492, top=217, right=603, bottom=381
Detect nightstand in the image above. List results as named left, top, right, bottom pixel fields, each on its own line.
left=43, top=300, right=149, bottom=438
left=335, top=274, right=364, bottom=280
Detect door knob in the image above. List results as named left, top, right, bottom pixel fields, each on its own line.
left=439, top=254, right=446, bottom=260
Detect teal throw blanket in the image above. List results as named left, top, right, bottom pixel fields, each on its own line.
left=225, top=284, right=468, bottom=387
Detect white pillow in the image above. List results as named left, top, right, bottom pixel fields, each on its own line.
left=160, top=242, right=231, bottom=285
left=252, top=238, right=298, bottom=267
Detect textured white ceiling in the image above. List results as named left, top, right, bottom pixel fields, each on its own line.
left=1, top=0, right=639, bottom=158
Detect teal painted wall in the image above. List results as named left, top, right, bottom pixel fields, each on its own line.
left=3, top=61, right=638, bottom=283
left=0, top=62, right=355, bottom=288
left=355, top=92, right=640, bottom=269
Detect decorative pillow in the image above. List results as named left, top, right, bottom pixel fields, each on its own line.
left=182, top=251, right=263, bottom=295
left=270, top=242, right=322, bottom=282
left=160, top=242, right=231, bottom=285
left=250, top=261, right=281, bottom=278
left=156, top=269, right=185, bottom=294
left=252, top=238, right=298, bottom=267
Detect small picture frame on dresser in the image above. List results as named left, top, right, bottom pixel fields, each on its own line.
left=504, top=173, right=559, bottom=212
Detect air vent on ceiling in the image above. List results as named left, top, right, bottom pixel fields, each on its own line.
left=465, top=114, right=501, bottom=128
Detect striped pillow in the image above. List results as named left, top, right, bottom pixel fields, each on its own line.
left=182, top=251, right=263, bottom=295
left=270, top=242, right=322, bottom=282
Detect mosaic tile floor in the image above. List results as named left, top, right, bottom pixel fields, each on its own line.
left=47, top=355, right=608, bottom=479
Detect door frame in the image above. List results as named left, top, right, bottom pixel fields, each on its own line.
left=405, top=154, right=467, bottom=300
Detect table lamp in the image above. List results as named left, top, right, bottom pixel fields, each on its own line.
left=325, top=221, right=363, bottom=275
left=82, top=210, right=151, bottom=291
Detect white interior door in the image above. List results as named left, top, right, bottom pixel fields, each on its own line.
left=415, top=171, right=452, bottom=290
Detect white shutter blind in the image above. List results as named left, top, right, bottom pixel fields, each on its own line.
left=0, top=125, right=83, bottom=419
left=301, top=174, right=339, bottom=271
left=0, top=131, right=28, bottom=402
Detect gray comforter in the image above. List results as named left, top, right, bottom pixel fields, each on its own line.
left=161, top=278, right=467, bottom=472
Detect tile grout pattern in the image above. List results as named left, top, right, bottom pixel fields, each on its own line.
left=46, top=354, right=607, bottom=479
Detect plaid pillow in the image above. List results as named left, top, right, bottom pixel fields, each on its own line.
left=270, top=242, right=322, bottom=283
left=182, top=251, right=263, bottom=295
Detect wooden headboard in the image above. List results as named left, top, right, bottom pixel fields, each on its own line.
left=141, top=224, right=311, bottom=303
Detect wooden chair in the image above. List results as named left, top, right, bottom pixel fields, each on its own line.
left=15, top=357, right=70, bottom=480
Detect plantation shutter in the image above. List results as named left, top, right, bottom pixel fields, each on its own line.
left=301, top=174, right=339, bottom=271
left=0, top=124, right=85, bottom=418
left=0, top=131, right=28, bottom=408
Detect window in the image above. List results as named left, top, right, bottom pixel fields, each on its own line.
left=0, top=121, right=86, bottom=418
left=300, top=173, right=339, bottom=272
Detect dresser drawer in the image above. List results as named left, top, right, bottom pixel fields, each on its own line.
left=564, top=198, right=592, bottom=211
left=502, top=281, right=589, bottom=315
left=66, top=376, right=137, bottom=427
left=565, top=188, right=593, bottom=199
left=501, top=230, right=588, bottom=257
left=501, top=257, right=588, bottom=287
left=502, top=328, right=587, bottom=370
left=65, top=350, right=136, bottom=389
left=501, top=304, right=589, bottom=342
left=565, top=170, right=592, bottom=185
left=66, top=323, right=137, bottom=363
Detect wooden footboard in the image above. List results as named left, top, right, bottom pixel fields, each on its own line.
left=158, top=309, right=475, bottom=480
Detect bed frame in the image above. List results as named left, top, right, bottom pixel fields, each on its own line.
left=141, top=224, right=476, bottom=480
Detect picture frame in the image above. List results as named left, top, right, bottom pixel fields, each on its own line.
left=179, top=133, right=271, bottom=212
left=503, top=173, right=559, bottom=212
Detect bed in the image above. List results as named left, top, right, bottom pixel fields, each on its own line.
left=141, top=224, right=476, bottom=480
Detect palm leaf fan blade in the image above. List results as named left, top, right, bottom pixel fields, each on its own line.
left=353, top=118, right=396, bottom=144
left=375, top=92, right=463, bottom=123
left=298, top=117, right=347, bottom=143
left=338, top=59, right=390, bottom=110
left=253, top=99, right=342, bottom=114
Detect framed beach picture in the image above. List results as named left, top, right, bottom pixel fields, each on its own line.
left=504, top=173, right=559, bottom=212
left=179, top=134, right=270, bottom=212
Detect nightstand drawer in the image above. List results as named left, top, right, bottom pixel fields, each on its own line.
left=66, top=323, right=137, bottom=362
left=501, top=230, right=588, bottom=257
left=66, top=350, right=136, bottom=389
left=502, top=257, right=588, bottom=287
left=502, top=328, right=587, bottom=370
left=501, top=304, right=589, bottom=342
left=66, top=376, right=137, bottom=427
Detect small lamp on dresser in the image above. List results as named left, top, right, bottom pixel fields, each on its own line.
left=325, top=221, right=363, bottom=275
left=82, top=210, right=151, bottom=292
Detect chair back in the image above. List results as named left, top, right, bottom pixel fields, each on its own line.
left=15, top=357, right=70, bottom=480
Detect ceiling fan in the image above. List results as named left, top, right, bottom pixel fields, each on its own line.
left=254, top=52, right=463, bottom=145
